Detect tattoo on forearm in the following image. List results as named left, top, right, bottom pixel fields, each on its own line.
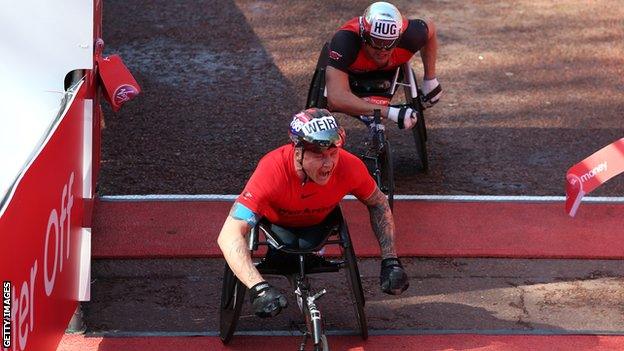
left=227, top=234, right=262, bottom=285
left=365, top=189, right=396, bottom=258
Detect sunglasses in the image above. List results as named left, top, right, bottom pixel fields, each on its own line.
left=364, top=34, right=399, bottom=51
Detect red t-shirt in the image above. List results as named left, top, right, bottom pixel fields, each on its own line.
left=237, top=144, right=376, bottom=227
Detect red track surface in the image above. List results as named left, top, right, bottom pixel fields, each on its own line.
left=58, top=334, right=624, bottom=351
left=93, top=200, right=624, bottom=259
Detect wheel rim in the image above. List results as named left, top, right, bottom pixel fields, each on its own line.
left=412, top=115, right=428, bottom=171
left=219, top=265, right=245, bottom=344
left=380, top=141, right=394, bottom=211
left=343, top=243, right=368, bottom=340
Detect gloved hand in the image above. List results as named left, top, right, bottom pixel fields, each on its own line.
left=380, top=258, right=409, bottom=295
left=249, top=281, right=288, bottom=318
left=422, top=78, right=442, bottom=108
left=388, top=106, right=417, bottom=129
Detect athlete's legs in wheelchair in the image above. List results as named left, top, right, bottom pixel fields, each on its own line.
left=218, top=207, right=368, bottom=343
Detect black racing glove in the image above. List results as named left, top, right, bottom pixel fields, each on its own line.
left=380, top=258, right=409, bottom=295
left=249, top=281, right=288, bottom=318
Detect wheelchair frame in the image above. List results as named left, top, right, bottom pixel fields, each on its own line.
left=361, top=109, right=395, bottom=210
left=218, top=207, right=368, bottom=349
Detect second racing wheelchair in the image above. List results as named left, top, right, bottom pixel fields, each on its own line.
left=306, top=43, right=431, bottom=209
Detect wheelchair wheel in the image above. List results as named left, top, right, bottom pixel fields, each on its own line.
left=411, top=111, right=429, bottom=172
left=403, top=69, right=429, bottom=172
left=305, top=43, right=329, bottom=109
left=379, top=140, right=395, bottom=211
left=219, top=263, right=246, bottom=344
left=314, top=334, right=330, bottom=351
left=306, top=67, right=327, bottom=109
left=340, top=224, right=368, bottom=340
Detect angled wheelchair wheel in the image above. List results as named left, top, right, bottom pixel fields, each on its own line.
left=305, top=43, right=329, bottom=109
left=411, top=114, right=428, bottom=172
left=340, top=223, right=368, bottom=340
left=306, top=66, right=327, bottom=109
left=219, top=263, right=246, bottom=344
left=404, top=69, right=429, bottom=172
left=379, top=140, right=395, bottom=211
left=314, top=334, right=330, bottom=351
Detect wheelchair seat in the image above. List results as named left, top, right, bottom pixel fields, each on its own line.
left=348, top=69, right=400, bottom=98
left=252, top=208, right=344, bottom=275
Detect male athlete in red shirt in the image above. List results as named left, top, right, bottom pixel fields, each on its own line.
left=326, top=1, right=442, bottom=129
left=217, top=108, right=409, bottom=318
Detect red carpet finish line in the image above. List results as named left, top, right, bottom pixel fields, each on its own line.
left=92, top=199, right=623, bottom=259
left=57, top=334, right=624, bottom=351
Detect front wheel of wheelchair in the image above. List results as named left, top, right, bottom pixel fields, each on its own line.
left=379, top=140, right=395, bottom=211
left=342, top=239, right=368, bottom=340
left=411, top=111, right=429, bottom=172
left=219, top=263, right=246, bottom=344
left=314, top=334, right=330, bottom=351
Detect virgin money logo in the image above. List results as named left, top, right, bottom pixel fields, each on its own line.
left=579, top=161, right=608, bottom=183
left=566, top=173, right=583, bottom=191
left=113, top=85, right=139, bottom=105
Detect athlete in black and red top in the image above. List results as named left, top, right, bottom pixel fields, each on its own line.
left=326, top=1, right=442, bottom=130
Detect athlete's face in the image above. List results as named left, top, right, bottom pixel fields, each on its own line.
left=363, top=44, right=394, bottom=67
left=302, top=147, right=340, bottom=185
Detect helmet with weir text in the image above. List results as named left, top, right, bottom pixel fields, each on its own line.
left=289, top=108, right=346, bottom=150
left=359, top=2, right=403, bottom=50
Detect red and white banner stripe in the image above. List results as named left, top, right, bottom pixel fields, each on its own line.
left=565, top=138, right=624, bottom=217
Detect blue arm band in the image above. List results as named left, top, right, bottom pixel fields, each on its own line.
left=231, top=202, right=260, bottom=227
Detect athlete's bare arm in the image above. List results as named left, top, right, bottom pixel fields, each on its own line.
left=362, top=187, right=397, bottom=259
left=420, top=19, right=437, bottom=80
left=217, top=207, right=264, bottom=288
left=325, top=66, right=391, bottom=118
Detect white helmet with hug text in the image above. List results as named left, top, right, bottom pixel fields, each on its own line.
left=359, top=2, right=403, bottom=50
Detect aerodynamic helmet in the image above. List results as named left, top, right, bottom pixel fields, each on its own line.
left=289, top=108, right=346, bottom=151
left=359, top=2, right=403, bottom=50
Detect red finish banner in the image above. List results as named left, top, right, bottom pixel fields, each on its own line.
left=565, top=138, right=624, bottom=217
left=0, top=85, right=86, bottom=351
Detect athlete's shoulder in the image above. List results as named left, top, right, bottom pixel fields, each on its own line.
left=337, top=17, right=360, bottom=33
left=397, top=19, right=429, bottom=52
left=258, top=144, right=292, bottom=169
left=239, top=145, right=292, bottom=214
left=337, top=148, right=376, bottom=199
left=328, top=25, right=361, bottom=72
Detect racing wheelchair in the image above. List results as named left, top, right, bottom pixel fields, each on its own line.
left=306, top=43, right=430, bottom=209
left=219, top=207, right=367, bottom=350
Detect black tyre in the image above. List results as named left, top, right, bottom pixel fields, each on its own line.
left=340, top=223, right=368, bottom=340
left=411, top=111, right=428, bottom=172
left=219, top=263, right=246, bottom=344
left=305, top=67, right=327, bottom=109
left=379, top=140, right=395, bottom=210
left=305, top=43, right=329, bottom=109
left=314, top=334, right=330, bottom=351
left=403, top=70, right=429, bottom=172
